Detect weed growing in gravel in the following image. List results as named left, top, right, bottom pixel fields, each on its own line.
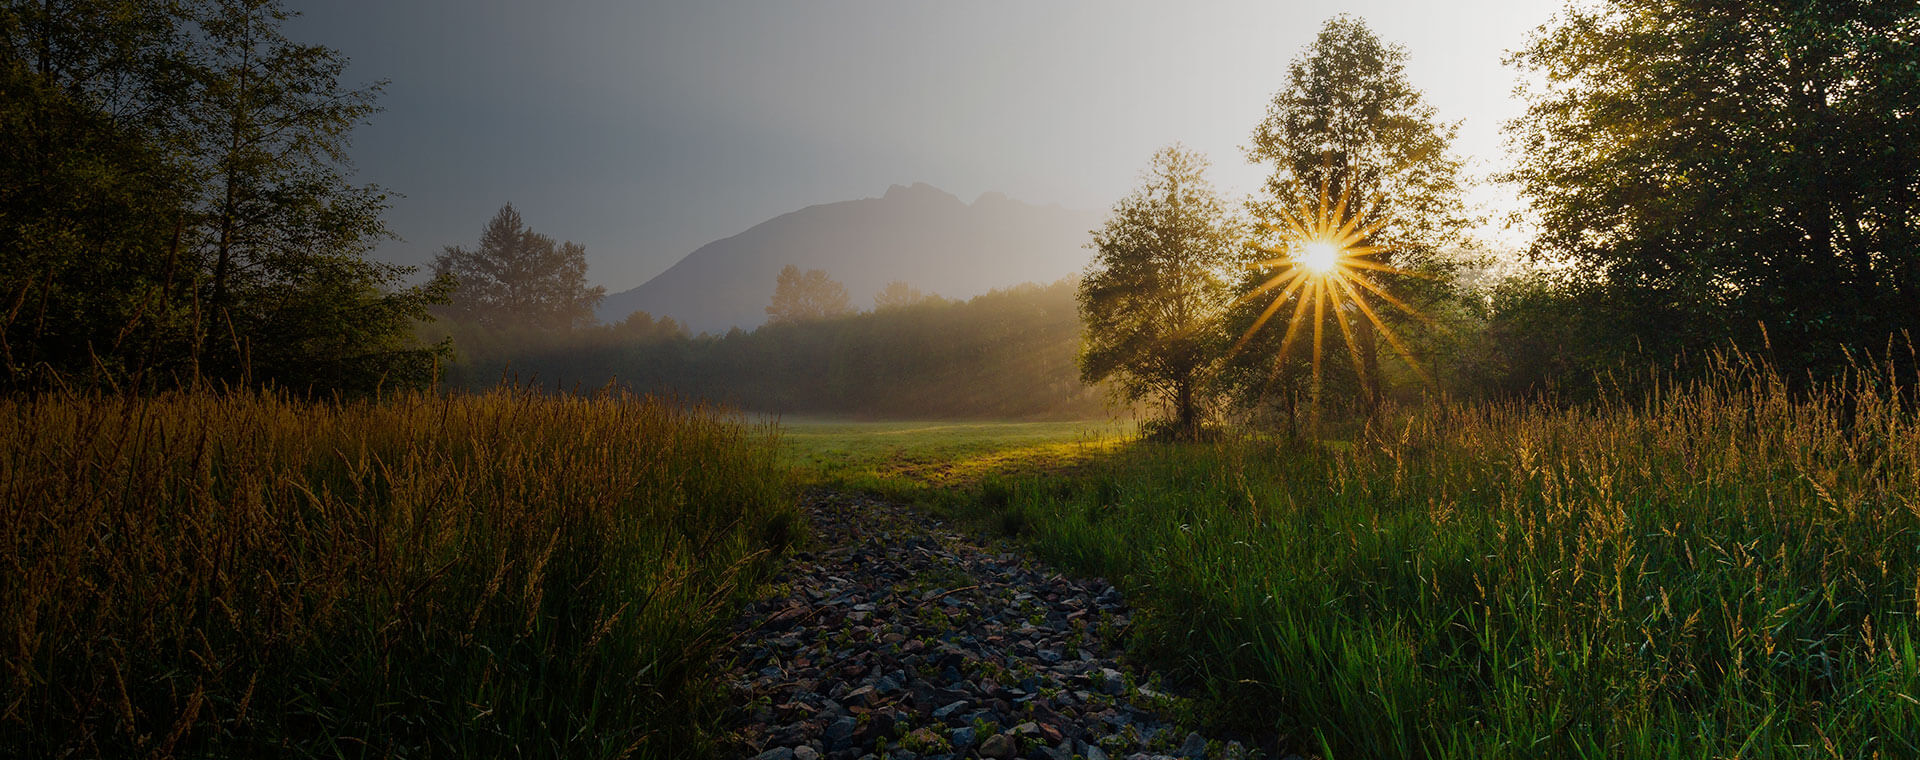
left=1, top=388, right=795, bottom=757
left=966, top=359, right=1920, bottom=758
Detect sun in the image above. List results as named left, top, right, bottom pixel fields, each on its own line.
left=1228, top=178, right=1443, bottom=430
left=1296, top=240, right=1343, bottom=274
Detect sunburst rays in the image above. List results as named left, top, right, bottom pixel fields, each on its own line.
left=1232, top=180, right=1436, bottom=424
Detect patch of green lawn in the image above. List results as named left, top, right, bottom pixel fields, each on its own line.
left=773, top=417, right=1130, bottom=496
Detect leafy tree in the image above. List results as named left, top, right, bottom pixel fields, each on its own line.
left=0, top=43, right=193, bottom=388
left=1079, top=146, right=1237, bottom=440
left=765, top=265, right=852, bottom=325
left=1508, top=1, right=1920, bottom=378
left=432, top=204, right=605, bottom=330
left=1232, top=15, right=1469, bottom=410
left=873, top=280, right=939, bottom=310
left=0, top=0, right=447, bottom=393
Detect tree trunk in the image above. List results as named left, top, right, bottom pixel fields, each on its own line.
left=1175, top=378, right=1196, bottom=442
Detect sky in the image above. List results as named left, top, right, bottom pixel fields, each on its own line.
left=286, top=0, right=1565, bottom=294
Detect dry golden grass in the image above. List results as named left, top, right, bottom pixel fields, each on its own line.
left=1, top=388, right=797, bottom=757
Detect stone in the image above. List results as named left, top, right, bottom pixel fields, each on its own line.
left=932, top=700, right=969, bottom=721
left=753, top=749, right=795, bottom=760
left=980, top=733, right=1018, bottom=759
left=824, top=715, right=857, bottom=744
left=1177, top=732, right=1207, bottom=759
left=792, top=747, right=821, bottom=760
left=950, top=726, right=978, bottom=748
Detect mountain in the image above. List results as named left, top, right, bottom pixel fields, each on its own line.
left=597, top=183, right=1102, bottom=333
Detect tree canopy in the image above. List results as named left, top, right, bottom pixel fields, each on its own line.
left=0, top=0, right=447, bottom=393
left=1080, top=146, right=1238, bottom=440
left=873, top=280, right=939, bottom=311
left=766, top=265, right=854, bottom=325
left=1231, top=15, right=1470, bottom=411
left=431, top=204, right=605, bottom=331
left=1508, top=0, right=1920, bottom=377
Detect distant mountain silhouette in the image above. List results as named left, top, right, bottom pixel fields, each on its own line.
left=598, top=183, right=1101, bottom=333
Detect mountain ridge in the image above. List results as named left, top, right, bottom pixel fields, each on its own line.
left=596, top=183, right=1101, bottom=333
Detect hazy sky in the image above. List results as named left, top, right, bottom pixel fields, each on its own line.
left=286, top=1, right=1563, bottom=293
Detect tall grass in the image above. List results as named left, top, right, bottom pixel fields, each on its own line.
left=975, top=359, right=1920, bottom=758
left=1, top=388, right=798, bottom=757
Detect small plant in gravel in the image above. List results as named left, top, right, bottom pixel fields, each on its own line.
left=971, top=717, right=1001, bottom=738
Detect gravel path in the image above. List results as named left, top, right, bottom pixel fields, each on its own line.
left=725, top=490, right=1256, bottom=760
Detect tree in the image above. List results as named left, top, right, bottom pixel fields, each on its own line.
left=1233, top=15, right=1469, bottom=411
left=1079, top=146, right=1238, bottom=441
left=432, top=204, right=605, bottom=330
left=0, top=0, right=448, bottom=393
left=1508, top=1, right=1920, bottom=379
left=0, top=42, right=193, bottom=389
left=873, top=280, right=936, bottom=310
left=765, top=265, right=852, bottom=325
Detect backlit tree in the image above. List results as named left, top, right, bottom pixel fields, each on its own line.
left=1079, top=146, right=1238, bottom=441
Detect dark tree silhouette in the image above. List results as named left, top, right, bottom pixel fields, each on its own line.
left=1, top=0, right=448, bottom=393
left=432, top=204, right=605, bottom=331
left=1508, top=0, right=1920, bottom=377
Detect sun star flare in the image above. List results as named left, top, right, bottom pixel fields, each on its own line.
left=1232, top=180, right=1439, bottom=426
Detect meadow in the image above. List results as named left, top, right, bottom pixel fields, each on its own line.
left=950, top=361, right=1920, bottom=758
left=776, top=417, right=1128, bottom=493
left=0, top=389, right=797, bottom=758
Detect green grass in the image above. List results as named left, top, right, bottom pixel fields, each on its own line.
left=775, top=416, right=1129, bottom=495
left=2, top=388, right=798, bottom=758
left=951, top=366, right=1920, bottom=759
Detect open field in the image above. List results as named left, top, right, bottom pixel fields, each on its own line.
left=949, top=367, right=1920, bottom=758
left=1, top=390, right=796, bottom=758
left=775, top=417, right=1130, bottom=493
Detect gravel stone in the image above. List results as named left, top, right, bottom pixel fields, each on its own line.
left=724, top=490, right=1247, bottom=758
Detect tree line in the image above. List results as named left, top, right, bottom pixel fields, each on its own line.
left=6, top=2, right=1917, bottom=410
left=432, top=276, right=1105, bottom=420
left=1082, top=10, right=1920, bottom=439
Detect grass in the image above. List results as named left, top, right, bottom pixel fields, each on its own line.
left=1, top=387, right=798, bottom=758
left=955, top=362, right=1920, bottom=758
left=775, top=416, right=1129, bottom=495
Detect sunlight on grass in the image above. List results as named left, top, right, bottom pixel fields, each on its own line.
left=956, top=359, right=1920, bottom=759
left=775, top=417, right=1129, bottom=494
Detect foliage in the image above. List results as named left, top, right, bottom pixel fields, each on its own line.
left=1080, top=146, right=1238, bottom=440
left=766, top=264, right=854, bottom=325
left=963, top=357, right=1920, bottom=758
left=0, top=388, right=796, bottom=758
left=1507, top=0, right=1920, bottom=381
left=0, top=0, right=446, bottom=393
left=0, top=48, right=193, bottom=388
left=873, top=280, right=942, bottom=311
left=432, top=203, right=606, bottom=331
left=1231, top=15, right=1470, bottom=410
left=441, top=279, right=1106, bottom=420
